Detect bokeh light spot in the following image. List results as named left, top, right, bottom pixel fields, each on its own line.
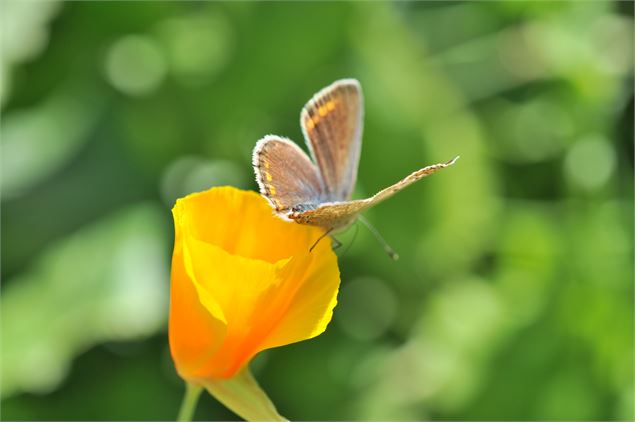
left=105, top=35, right=166, bottom=96
left=157, top=13, right=232, bottom=86
left=506, top=99, right=573, bottom=162
left=160, top=156, right=248, bottom=206
left=590, top=15, right=633, bottom=75
left=564, top=135, right=615, bottom=191
left=335, top=277, right=398, bottom=342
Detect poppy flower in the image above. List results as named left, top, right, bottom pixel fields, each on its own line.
left=169, top=186, right=340, bottom=420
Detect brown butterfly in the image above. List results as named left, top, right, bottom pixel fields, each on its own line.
left=253, top=79, right=458, bottom=256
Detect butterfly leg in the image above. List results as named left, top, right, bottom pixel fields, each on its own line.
left=331, top=236, right=343, bottom=250
left=309, top=228, right=334, bottom=253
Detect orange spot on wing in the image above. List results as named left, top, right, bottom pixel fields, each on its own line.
left=317, top=100, right=337, bottom=117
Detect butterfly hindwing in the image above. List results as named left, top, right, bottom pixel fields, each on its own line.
left=301, top=79, right=363, bottom=202
left=253, top=136, right=324, bottom=215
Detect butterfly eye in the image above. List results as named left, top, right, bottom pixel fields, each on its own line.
left=291, top=204, right=315, bottom=213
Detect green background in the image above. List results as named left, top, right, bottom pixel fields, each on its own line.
left=2, top=1, right=633, bottom=420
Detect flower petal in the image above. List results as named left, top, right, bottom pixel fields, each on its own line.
left=170, top=186, right=341, bottom=380
left=256, top=238, right=340, bottom=351
left=181, top=232, right=283, bottom=377
left=176, top=186, right=326, bottom=263
left=169, top=242, right=227, bottom=381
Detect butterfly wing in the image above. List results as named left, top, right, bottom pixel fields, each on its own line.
left=290, top=156, right=460, bottom=230
left=253, top=135, right=325, bottom=215
left=301, top=79, right=363, bottom=202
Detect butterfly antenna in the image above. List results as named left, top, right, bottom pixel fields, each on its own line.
left=358, top=215, right=399, bottom=260
left=338, top=220, right=360, bottom=258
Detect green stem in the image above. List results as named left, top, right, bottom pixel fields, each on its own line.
left=177, top=383, right=203, bottom=422
left=203, top=366, right=288, bottom=421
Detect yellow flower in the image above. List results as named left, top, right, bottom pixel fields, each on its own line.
left=169, top=186, right=339, bottom=420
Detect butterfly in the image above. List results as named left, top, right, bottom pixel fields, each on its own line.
left=253, top=78, right=458, bottom=254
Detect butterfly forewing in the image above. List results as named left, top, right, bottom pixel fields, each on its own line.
left=301, top=79, right=363, bottom=202
left=252, top=79, right=460, bottom=239
left=290, top=156, right=459, bottom=230
left=367, top=156, right=459, bottom=205
left=253, top=136, right=324, bottom=214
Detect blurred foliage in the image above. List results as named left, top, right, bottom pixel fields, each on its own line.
left=1, top=205, right=168, bottom=398
left=1, top=1, right=633, bottom=420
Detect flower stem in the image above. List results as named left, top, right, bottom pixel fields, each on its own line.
left=203, top=366, right=288, bottom=421
left=177, top=383, right=203, bottom=422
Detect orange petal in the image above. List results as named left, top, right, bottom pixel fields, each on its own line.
left=168, top=240, right=227, bottom=381
left=257, top=241, right=339, bottom=351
